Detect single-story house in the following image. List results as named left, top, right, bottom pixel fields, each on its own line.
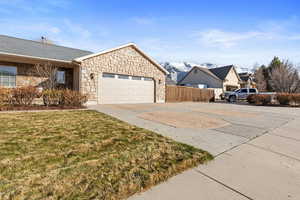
left=0, top=35, right=168, bottom=104
left=178, top=65, right=241, bottom=92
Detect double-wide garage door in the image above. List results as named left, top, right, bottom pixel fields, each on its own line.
left=99, top=73, right=155, bottom=104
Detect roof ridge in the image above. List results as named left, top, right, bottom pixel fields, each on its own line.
left=0, top=34, right=93, bottom=53
left=209, top=65, right=233, bottom=70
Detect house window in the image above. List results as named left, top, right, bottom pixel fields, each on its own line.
left=56, top=70, right=65, bottom=84
left=0, top=66, right=17, bottom=87
left=194, top=69, right=198, bottom=74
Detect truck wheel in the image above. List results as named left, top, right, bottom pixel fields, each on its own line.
left=229, top=96, right=236, bottom=103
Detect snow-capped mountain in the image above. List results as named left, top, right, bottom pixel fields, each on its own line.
left=161, top=62, right=218, bottom=83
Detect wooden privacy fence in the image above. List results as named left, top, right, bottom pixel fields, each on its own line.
left=165, top=85, right=215, bottom=102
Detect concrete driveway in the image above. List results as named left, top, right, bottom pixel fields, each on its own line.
left=90, top=102, right=300, bottom=200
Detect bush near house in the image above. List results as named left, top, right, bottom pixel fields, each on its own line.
left=42, top=89, right=88, bottom=107
left=246, top=94, right=256, bottom=104
left=42, top=89, right=63, bottom=106
left=11, top=86, right=39, bottom=106
left=0, top=88, right=12, bottom=106
left=0, top=87, right=87, bottom=111
left=247, top=94, right=272, bottom=106
left=60, top=89, right=88, bottom=107
left=277, top=93, right=300, bottom=106
left=0, top=86, right=39, bottom=106
left=276, top=93, right=291, bottom=105
left=247, top=93, right=300, bottom=107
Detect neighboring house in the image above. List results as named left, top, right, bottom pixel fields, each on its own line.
left=166, top=77, right=177, bottom=85
left=178, top=65, right=241, bottom=91
left=238, top=72, right=256, bottom=88
left=209, top=65, right=241, bottom=91
left=0, top=35, right=168, bottom=104
left=178, top=66, right=223, bottom=89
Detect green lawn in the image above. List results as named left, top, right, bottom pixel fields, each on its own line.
left=0, top=110, right=212, bottom=200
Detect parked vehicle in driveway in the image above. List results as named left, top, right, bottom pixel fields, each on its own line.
left=224, top=88, right=258, bottom=102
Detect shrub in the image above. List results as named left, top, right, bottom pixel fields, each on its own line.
left=11, top=86, right=39, bottom=106
left=248, top=94, right=272, bottom=105
left=277, top=93, right=300, bottom=106
left=60, top=89, right=88, bottom=107
left=276, top=93, right=292, bottom=105
left=0, top=88, right=12, bottom=107
left=247, top=94, right=256, bottom=104
left=42, top=89, right=87, bottom=107
left=290, top=94, right=300, bottom=105
left=42, top=89, right=63, bottom=106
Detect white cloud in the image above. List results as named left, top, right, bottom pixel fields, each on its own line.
left=0, top=19, right=61, bottom=37
left=195, top=26, right=300, bottom=49
left=196, top=29, right=263, bottom=48
left=0, top=0, right=70, bottom=14
left=49, top=27, right=61, bottom=34
left=63, top=19, right=91, bottom=38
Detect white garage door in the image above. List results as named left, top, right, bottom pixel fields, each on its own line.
left=98, top=73, right=155, bottom=104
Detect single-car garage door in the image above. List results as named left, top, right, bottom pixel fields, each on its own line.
left=98, top=73, right=155, bottom=104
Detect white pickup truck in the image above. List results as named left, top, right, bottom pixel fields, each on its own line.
left=224, top=88, right=258, bottom=102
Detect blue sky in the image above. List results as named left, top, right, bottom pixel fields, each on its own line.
left=0, top=0, right=300, bottom=68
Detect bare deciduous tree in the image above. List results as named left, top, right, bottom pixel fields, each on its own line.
left=254, top=66, right=267, bottom=91
left=269, top=60, right=300, bottom=93
left=34, top=62, right=58, bottom=89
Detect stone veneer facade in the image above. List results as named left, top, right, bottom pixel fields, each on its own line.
left=80, top=46, right=166, bottom=104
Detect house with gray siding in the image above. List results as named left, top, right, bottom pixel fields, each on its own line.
left=178, top=65, right=241, bottom=92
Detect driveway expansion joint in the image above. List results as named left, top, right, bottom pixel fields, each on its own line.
left=194, top=169, right=255, bottom=200
left=246, top=143, right=300, bottom=163
left=272, top=134, right=300, bottom=142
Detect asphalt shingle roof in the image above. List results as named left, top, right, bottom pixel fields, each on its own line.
left=177, top=66, right=221, bottom=84
left=0, top=35, right=93, bottom=61
left=196, top=66, right=221, bottom=81
left=209, top=65, right=233, bottom=81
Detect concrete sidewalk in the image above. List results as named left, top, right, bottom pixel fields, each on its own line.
left=130, top=119, right=300, bottom=200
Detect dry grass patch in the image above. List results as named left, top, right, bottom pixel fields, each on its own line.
left=138, top=111, right=229, bottom=129
left=0, top=110, right=212, bottom=200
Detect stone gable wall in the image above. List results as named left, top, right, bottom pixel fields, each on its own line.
left=80, top=46, right=166, bottom=103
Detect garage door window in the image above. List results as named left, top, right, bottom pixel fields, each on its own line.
left=132, top=76, right=142, bottom=80
left=118, top=75, right=129, bottom=79
left=103, top=73, right=115, bottom=78
left=144, top=77, right=152, bottom=81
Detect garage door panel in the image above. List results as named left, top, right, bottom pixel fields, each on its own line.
left=99, top=75, right=154, bottom=104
